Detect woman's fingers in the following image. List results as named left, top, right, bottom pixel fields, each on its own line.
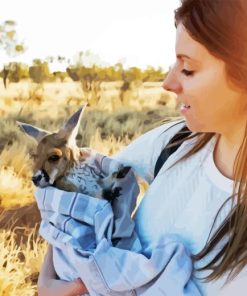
left=52, top=278, right=87, bottom=296
left=38, top=278, right=88, bottom=296
left=67, top=278, right=88, bottom=295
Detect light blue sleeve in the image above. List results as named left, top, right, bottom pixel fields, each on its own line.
left=112, top=119, right=185, bottom=184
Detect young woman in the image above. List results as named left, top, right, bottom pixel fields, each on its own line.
left=37, top=0, right=247, bottom=295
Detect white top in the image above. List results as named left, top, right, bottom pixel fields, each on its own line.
left=114, top=119, right=247, bottom=296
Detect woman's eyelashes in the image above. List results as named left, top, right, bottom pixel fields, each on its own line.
left=181, top=69, right=195, bottom=76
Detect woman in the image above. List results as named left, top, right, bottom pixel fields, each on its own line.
left=38, top=0, right=247, bottom=295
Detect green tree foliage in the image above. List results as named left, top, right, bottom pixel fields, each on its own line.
left=0, top=62, right=29, bottom=83
left=142, top=66, right=167, bottom=82
left=67, top=65, right=103, bottom=106
left=29, top=59, right=52, bottom=83
left=52, top=71, right=68, bottom=82
left=0, top=43, right=167, bottom=85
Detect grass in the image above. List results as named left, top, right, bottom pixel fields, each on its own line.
left=0, top=227, right=46, bottom=296
left=0, top=143, right=33, bottom=208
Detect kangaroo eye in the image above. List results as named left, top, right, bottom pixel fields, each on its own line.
left=48, top=155, right=60, bottom=162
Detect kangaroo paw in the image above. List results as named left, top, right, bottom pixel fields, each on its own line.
left=103, top=186, right=122, bottom=201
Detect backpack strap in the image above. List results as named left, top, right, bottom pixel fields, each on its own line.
left=154, top=125, right=192, bottom=178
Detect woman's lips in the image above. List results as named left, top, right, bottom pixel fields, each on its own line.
left=180, top=103, right=191, bottom=113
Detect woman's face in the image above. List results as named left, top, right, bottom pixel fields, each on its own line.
left=163, top=24, right=247, bottom=135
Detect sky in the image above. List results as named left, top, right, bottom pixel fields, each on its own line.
left=1, top=0, right=180, bottom=72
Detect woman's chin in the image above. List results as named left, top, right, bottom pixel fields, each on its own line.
left=184, top=120, right=209, bottom=133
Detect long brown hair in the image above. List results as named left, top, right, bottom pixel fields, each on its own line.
left=166, top=0, right=247, bottom=283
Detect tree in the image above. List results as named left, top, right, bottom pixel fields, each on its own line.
left=0, top=20, right=25, bottom=87
left=1, top=62, right=29, bottom=83
left=29, top=59, right=52, bottom=83
left=67, top=51, right=107, bottom=106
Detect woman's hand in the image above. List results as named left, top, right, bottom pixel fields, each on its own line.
left=38, top=245, right=88, bottom=296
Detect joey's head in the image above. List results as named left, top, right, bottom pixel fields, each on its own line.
left=17, top=105, right=86, bottom=187
left=32, top=134, right=79, bottom=187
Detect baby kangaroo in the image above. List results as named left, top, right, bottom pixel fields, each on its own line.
left=17, top=106, right=131, bottom=201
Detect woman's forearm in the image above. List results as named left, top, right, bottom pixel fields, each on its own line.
left=37, top=245, right=88, bottom=296
left=38, top=244, right=56, bottom=286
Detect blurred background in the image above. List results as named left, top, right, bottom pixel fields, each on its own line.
left=0, top=1, right=181, bottom=295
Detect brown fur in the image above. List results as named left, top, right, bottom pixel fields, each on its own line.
left=33, top=133, right=89, bottom=189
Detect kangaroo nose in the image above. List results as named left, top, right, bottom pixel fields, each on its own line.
left=32, top=175, right=42, bottom=185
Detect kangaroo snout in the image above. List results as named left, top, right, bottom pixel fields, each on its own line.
left=32, top=174, right=42, bottom=185
left=32, top=170, right=50, bottom=187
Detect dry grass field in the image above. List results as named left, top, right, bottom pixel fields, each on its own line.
left=0, top=78, right=180, bottom=295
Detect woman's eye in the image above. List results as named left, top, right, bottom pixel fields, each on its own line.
left=181, top=69, right=194, bottom=76
left=48, top=155, right=60, bottom=162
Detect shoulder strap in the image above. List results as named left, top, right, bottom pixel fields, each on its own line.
left=154, top=125, right=191, bottom=178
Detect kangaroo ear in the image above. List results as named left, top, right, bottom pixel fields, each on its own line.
left=59, top=105, right=87, bottom=143
left=17, top=121, right=50, bottom=142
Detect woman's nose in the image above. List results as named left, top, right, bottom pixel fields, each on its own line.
left=162, top=66, right=182, bottom=94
